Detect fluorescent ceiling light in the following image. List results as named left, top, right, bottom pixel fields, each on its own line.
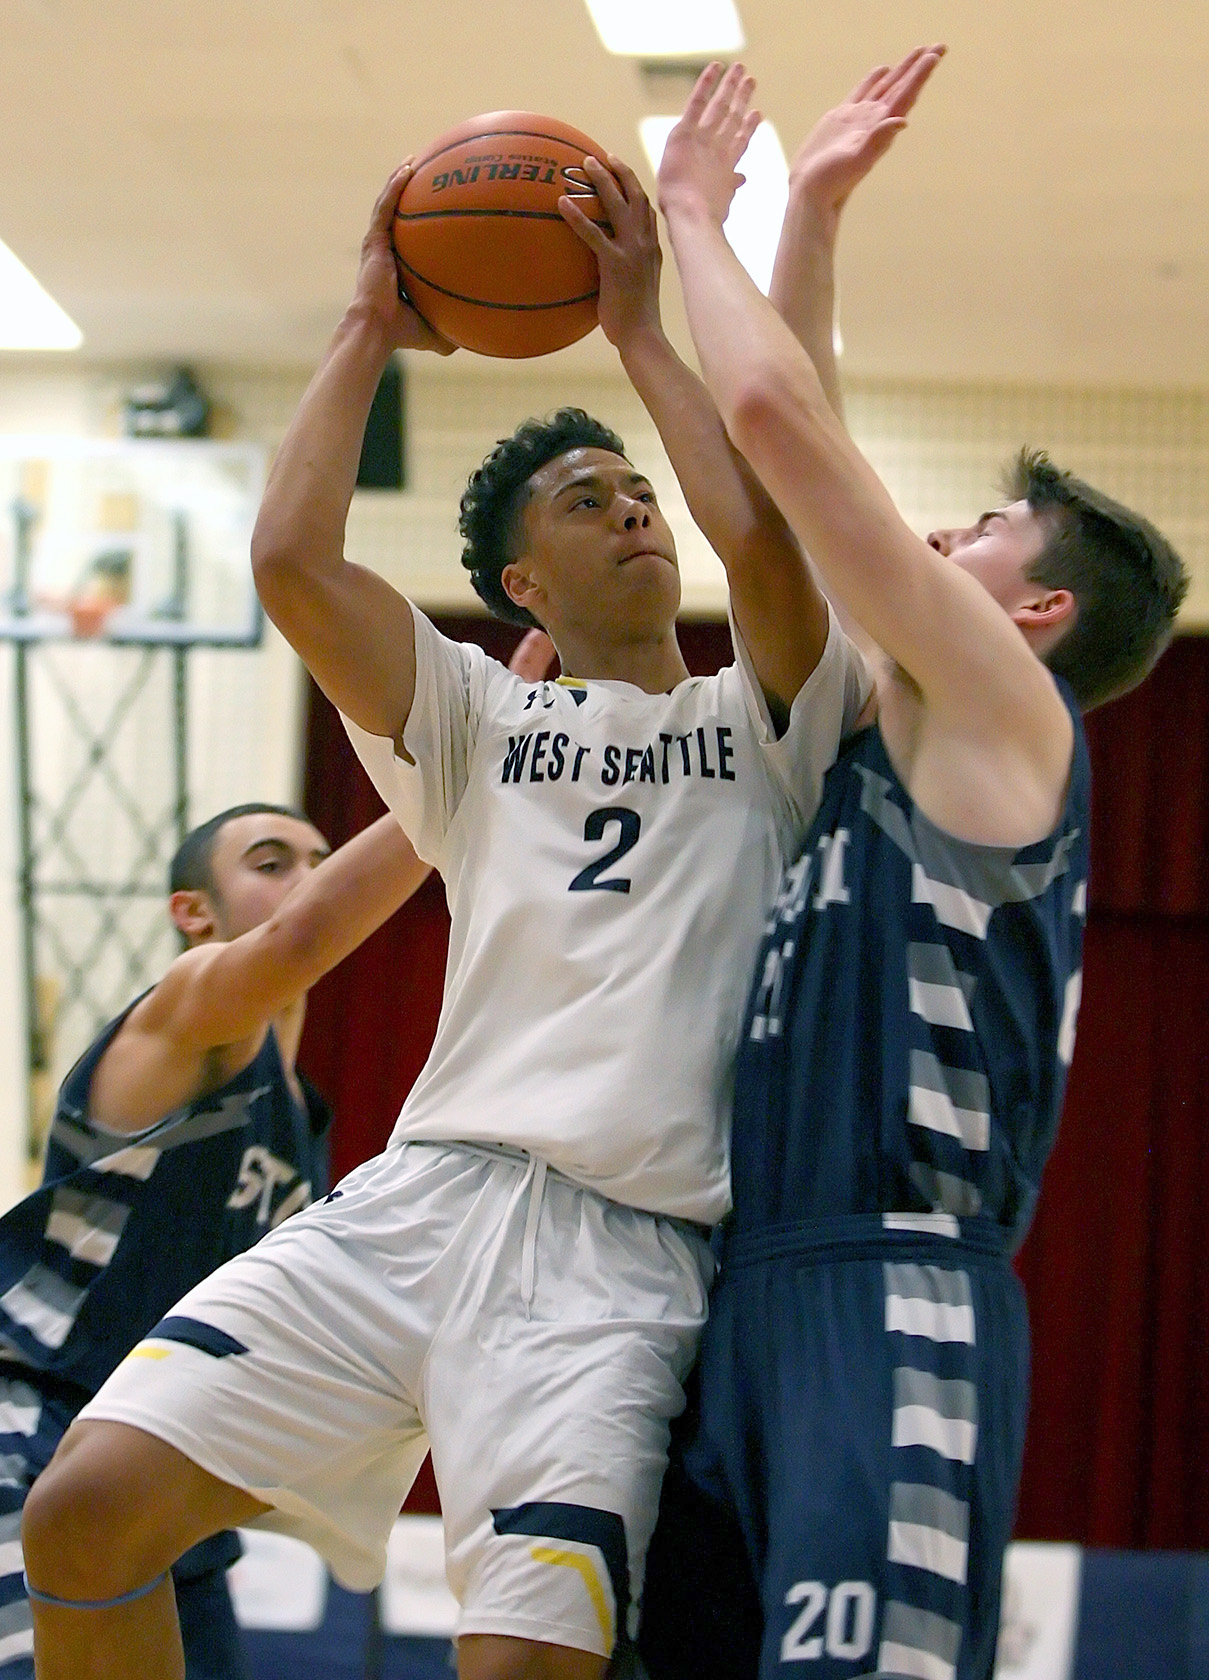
left=0, top=239, right=82, bottom=351
left=640, top=115, right=787, bottom=295
left=585, top=0, right=744, bottom=58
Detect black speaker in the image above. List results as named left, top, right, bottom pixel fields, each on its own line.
left=357, top=357, right=405, bottom=489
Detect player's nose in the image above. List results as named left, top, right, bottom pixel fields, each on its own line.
left=927, top=528, right=955, bottom=555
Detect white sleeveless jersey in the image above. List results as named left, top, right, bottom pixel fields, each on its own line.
left=344, top=604, right=868, bottom=1223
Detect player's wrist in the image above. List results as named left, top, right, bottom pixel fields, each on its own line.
left=614, top=315, right=668, bottom=363
left=785, top=176, right=843, bottom=230
left=336, top=297, right=401, bottom=362
left=658, top=184, right=723, bottom=229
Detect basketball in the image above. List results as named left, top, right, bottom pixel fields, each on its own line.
left=393, top=112, right=611, bottom=359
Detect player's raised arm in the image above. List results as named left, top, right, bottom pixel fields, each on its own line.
left=770, top=47, right=944, bottom=424
left=92, top=815, right=431, bottom=1133
left=658, top=63, right=1074, bottom=841
left=251, top=163, right=456, bottom=746
left=560, top=154, right=828, bottom=722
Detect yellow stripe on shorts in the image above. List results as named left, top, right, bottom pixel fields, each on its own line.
left=530, top=1544, right=613, bottom=1648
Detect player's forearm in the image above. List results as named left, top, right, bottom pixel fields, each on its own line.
left=270, top=813, right=430, bottom=975
left=617, top=320, right=801, bottom=582
left=663, top=201, right=835, bottom=453
left=169, top=817, right=431, bottom=1051
left=251, top=305, right=395, bottom=604
left=663, top=200, right=921, bottom=645
left=769, top=188, right=845, bottom=423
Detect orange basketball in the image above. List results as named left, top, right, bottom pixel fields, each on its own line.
left=393, top=112, right=611, bottom=359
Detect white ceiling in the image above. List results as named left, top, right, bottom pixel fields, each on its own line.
left=4, top=0, right=1209, bottom=387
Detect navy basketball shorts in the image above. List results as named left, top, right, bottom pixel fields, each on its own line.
left=639, top=1218, right=1028, bottom=1680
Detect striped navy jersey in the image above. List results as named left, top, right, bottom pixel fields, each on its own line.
left=0, top=1003, right=329, bottom=1396
left=730, top=689, right=1089, bottom=1249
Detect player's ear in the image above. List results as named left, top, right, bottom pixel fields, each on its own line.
left=1015, top=586, right=1076, bottom=634
left=501, top=560, right=543, bottom=620
left=170, top=889, right=218, bottom=946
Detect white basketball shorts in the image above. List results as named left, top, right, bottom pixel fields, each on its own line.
left=80, top=1140, right=713, bottom=1657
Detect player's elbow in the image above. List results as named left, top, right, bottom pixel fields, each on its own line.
left=726, top=362, right=802, bottom=464
left=726, top=359, right=834, bottom=495
left=249, top=522, right=300, bottom=614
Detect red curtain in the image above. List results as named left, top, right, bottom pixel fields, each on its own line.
left=299, top=620, right=1209, bottom=1547
left=1014, top=635, right=1209, bottom=1547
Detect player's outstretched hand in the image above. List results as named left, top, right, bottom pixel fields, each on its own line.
left=657, top=62, right=761, bottom=226
left=508, top=628, right=557, bottom=683
left=559, top=155, right=662, bottom=351
left=354, top=163, right=457, bottom=355
left=788, top=45, right=945, bottom=219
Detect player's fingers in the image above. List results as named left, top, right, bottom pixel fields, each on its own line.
left=736, top=107, right=761, bottom=156
left=605, top=152, right=649, bottom=209
left=583, top=154, right=628, bottom=216
left=853, top=117, right=908, bottom=170
left=372, top=159, right=415, bottom=228
left=703, top=61, right=750, bottom=129
left=867, top=47, right=929, bottom=101
left=849, top=65, right=891, bottom=104
left=558, top=193, right=609, bottom=252
left=731, top=72, right=758, bottom=126
left=684, top=61, right=726, bottom=120
left=883, top=45, right=946, bottom=116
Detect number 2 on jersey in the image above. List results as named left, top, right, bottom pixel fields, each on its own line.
left=568, top=806, right=641, bottom=894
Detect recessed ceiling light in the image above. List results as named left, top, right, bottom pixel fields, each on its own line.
left=0, top=239, right=82, bottom=351
left=585, top=0, right=744, bottom=58
left=640, top=115, right=787, bottom=295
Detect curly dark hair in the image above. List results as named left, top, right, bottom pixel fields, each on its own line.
left=458, top=408, right=628, bottom=627
left=1006, top=449, right=1189, bottom=709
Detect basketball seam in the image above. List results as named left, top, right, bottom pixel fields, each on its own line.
left=414, top=129, right=602, bottom=171
left=396, top=209, right=607, bottom=224
left=396, top=256, right=599, bottom=311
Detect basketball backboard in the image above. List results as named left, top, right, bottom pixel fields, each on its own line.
left=0, top=438, right=265, bottom=646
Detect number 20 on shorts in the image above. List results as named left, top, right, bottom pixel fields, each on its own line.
left=780, top=1580, right=876, bottom=1664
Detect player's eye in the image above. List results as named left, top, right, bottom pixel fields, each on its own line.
left=570, top=495, right=598, bottom=511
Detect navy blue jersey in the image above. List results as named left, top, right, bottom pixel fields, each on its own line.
left=0, top=1003, right=329, bottom=1396
left=731, top=693, right=1089, bottom=1248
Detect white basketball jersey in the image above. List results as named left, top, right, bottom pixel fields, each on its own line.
left=344, top=604, right=867, bottom=1223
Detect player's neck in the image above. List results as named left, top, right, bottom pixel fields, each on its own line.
left=555, top=627, right=690, bottom=694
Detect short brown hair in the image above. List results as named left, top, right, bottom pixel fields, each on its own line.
left=1007, top=448, right=1188, bottom=709
left=169, top=803, right=312, bottom=896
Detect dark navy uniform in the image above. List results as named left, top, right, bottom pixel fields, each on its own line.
left=0, top=1002, right=329, bottom=1678
left=641, top=693, right=1089, bottom=1680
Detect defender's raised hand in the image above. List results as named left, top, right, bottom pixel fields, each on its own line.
left=770, top=46, right=944, bottom=423
left=559, top=154, right=663, bottom=350
left=357, top=162, right=457, bottom=355
left=657, top=61, right=761, bottom=225
left=788, top=46, right=945, bottom=222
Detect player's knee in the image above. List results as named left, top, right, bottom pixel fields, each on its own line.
left=458, top=1632, right=609, bottom=1680
left=23, top=1426, right=159, bottom=1598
